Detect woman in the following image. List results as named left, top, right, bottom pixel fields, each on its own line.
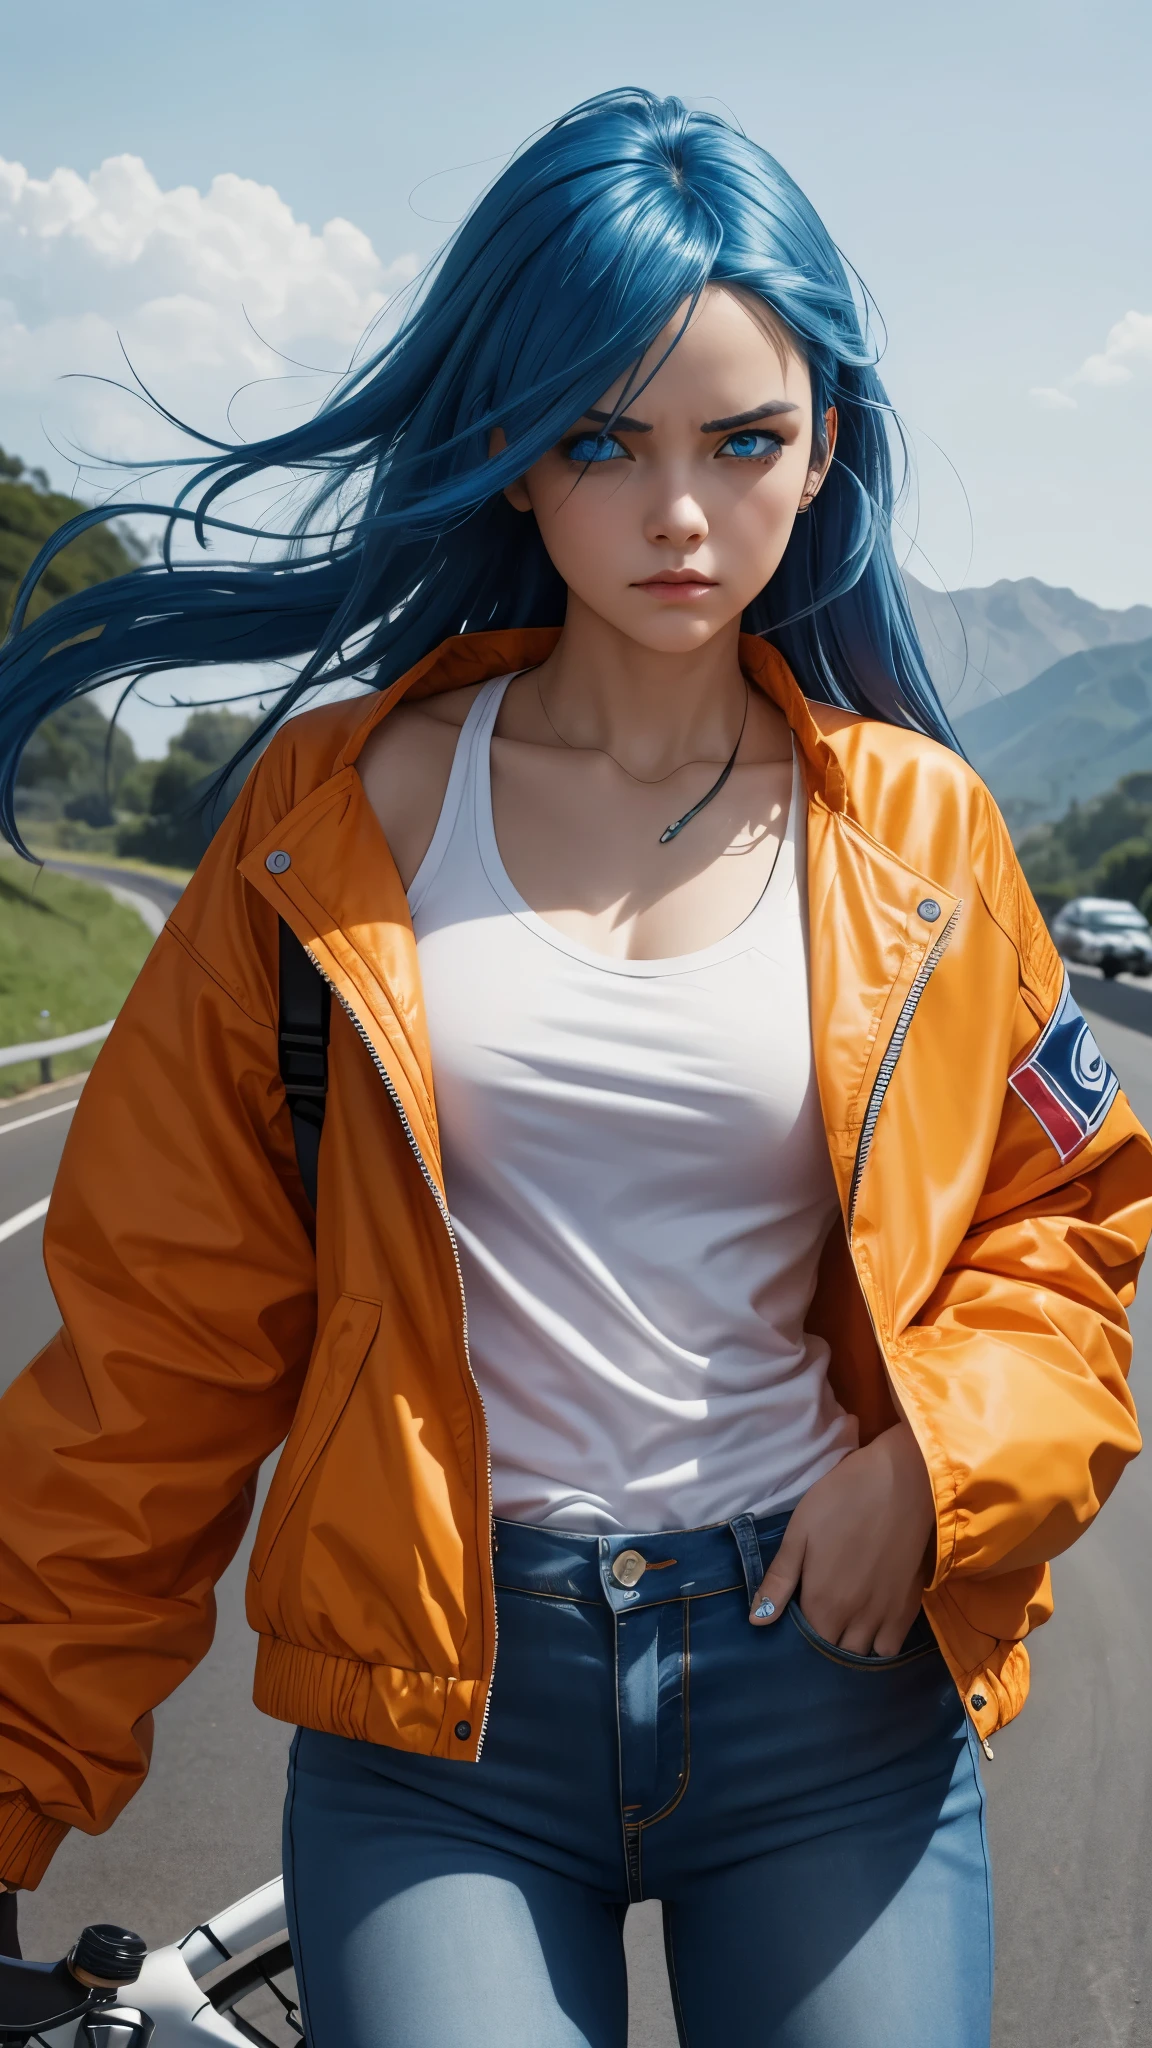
left=0, top=90, right=1147, bottom=2048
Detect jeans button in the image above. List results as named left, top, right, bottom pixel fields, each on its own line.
left=612, top=1549, right=647, bottom=1588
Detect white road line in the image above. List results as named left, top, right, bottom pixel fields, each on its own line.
left=0, top=1196, right=49, bottom=1244
left=0, top=1099, right=79, bottom=1139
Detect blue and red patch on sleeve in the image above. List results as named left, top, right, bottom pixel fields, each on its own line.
left=1009, top=975, right=1119, bottom=1163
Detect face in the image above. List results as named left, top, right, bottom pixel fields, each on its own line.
left=500, top=286, right=835, bottom=655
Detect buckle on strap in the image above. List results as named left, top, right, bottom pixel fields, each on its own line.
left=278, top=1027, right=328, bottom=1098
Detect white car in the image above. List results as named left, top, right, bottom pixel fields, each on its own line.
left=1049, top=897, right=1152, bottom=980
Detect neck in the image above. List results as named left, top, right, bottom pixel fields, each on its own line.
left=532, top=595, right=749, bottom=780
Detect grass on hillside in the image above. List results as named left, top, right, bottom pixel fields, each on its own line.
left=0, top=862, right=153, bottom=1096
left=20, top=836, right=194, bottom=886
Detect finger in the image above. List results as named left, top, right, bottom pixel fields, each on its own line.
left=836, top=1618, right=879, bottom=1657
left=750, top=1522, right=806, bottom=1624
left=869, top=1599, right=922, bottom=1660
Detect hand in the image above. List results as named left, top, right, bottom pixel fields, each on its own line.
left=750, top=1422, right=936, bottom=1657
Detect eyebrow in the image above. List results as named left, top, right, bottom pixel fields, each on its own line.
left=583, top=406, right=653, bottom=434
left=699, top=401, right=800, bottom=432
left=580, top=399, right=800, bottom=436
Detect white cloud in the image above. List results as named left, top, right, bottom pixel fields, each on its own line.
left=1029, top=385, right=1078, bottom=410
left=1077, top=309, right=1152, bottom=387
left=1028, top=308, right=1152, bottom=411
left=0, top=154, right=421, bottom=752
left=0, top=153, right=419, bottom=472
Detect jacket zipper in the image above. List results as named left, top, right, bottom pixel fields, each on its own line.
left=304, top=951, right=497, bottom=1759
left=846, top=906, right=962, bottom=1238
left=840, top=904, right=992, bottom=1735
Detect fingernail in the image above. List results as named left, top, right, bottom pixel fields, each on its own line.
left=752, top=1598, right=775, bottom=1620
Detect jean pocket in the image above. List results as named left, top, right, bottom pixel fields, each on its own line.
left=787, top=1600, right=937, bottom=1672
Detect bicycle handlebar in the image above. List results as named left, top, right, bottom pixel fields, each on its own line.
left=0, top=1921, right=150, bottom=2045
left=0, top=1950, right=93, bottom=2036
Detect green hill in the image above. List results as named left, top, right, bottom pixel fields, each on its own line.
left=1017, top=771, right=1152, bottom=921
left=0, top=446, right=144, bottom=634
left=0, top=853, right=153, bottom=1095
left=954, top=637, right=1152, bottom=833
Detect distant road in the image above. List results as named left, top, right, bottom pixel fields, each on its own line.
left=43, top=858, right=184, bottom=935
left=0, top=1082, right=83, bottom=1372
left=3, top=979, right=1152, bottom=2045
left=1068, top=962, right=1152, bottom=1036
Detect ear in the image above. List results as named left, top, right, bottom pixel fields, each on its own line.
left=799, top=405, right=838, bottom=511
left=489, top=426, right=533, bottom=514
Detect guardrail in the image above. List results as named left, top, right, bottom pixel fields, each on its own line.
left=0, top=1020, right=113, bottom=1085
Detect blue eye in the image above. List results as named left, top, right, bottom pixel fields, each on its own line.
left=719, top=430, right=782, bottom=460
left=566, top=432, right=628, bottom=464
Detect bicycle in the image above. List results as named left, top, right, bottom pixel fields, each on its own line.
left=0, top=1876, right=301, bottom=2046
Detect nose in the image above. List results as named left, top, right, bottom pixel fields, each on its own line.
left=644, top=468, right=708, bottom=551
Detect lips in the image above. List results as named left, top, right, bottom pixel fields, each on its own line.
left=634, top=571, right=717, bottom=588
left=632, top=571, right=718, bottom=597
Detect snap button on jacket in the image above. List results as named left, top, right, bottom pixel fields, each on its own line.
left=0, top=628, right=1148, bottom=1888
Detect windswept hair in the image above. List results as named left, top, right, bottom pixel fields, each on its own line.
left=0, top=87, right=955, bottom=852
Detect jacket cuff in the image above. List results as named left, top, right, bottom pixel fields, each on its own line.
left=0, top=1793, right=69, bottom=1890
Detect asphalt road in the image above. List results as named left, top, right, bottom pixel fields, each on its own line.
left=2, top=965, right=1152, bottom=2044
left=42, top=858, right=186, bottom=918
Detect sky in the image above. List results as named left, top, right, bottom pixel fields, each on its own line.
left=1, top=0, right=1150, bottom=751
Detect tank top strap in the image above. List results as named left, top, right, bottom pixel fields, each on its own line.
left=405, top=673, right=516, bottom=916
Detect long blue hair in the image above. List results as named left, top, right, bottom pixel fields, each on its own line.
left=0, top=87, right=956, bottom=854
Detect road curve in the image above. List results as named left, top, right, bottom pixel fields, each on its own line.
left=41, top=858, right=185, bottom=920
left=2, top=998, right=1151, bottom=2046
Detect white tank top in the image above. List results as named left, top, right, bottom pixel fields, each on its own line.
left=407, top=676, right=857, bottom=1533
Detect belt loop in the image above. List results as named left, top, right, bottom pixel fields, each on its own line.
left=729, top=1514, right=764, bottom=1607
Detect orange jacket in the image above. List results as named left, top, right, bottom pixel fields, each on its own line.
left=1, top=629, right=1149, bottom=1889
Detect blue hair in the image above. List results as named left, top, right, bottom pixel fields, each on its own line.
left=0, top=87, right=956, bottom=854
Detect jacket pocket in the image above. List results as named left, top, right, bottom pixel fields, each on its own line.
left=787, top=1600, right=937, bottom=1671
left=251, top=1293, right=381, bottom=1580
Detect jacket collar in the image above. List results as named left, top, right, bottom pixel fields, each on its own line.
left=330, top=628, right=849, bottom=816
left=240, top=629, right=951, bottom=1208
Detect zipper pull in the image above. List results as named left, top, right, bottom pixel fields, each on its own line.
left=981, top=1736, right=994, bottom=1762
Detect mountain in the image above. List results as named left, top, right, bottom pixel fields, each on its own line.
left=903, top=575, right=1152, bottom=722
left=954, top=636, right=1152, bottom=831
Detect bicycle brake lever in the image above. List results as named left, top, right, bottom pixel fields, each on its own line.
left=78, top=2002, right=154, bottom=2048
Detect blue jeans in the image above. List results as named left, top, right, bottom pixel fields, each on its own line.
left=284, top=1511, right=992, bottom=2046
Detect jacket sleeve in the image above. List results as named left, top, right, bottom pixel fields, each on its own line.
left=908, top=847, right=1150, bottom=1594
left=0, top=846, right=314, bottom=1887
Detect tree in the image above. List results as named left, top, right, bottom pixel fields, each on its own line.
left=4, top=446, right=147, bottom=825
left=0, top=445, right=145, bottom=634
left=16, top=699, right=138, bottom=827
left=1019, top=769, right=1152, bottom=917
left=117, top=709, right=261, bottom=867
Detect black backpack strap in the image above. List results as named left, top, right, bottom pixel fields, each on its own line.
left=278, top=918, right=330, bottom=1210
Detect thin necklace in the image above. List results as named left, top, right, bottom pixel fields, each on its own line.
left=535, top=676, right=751, bottom=845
